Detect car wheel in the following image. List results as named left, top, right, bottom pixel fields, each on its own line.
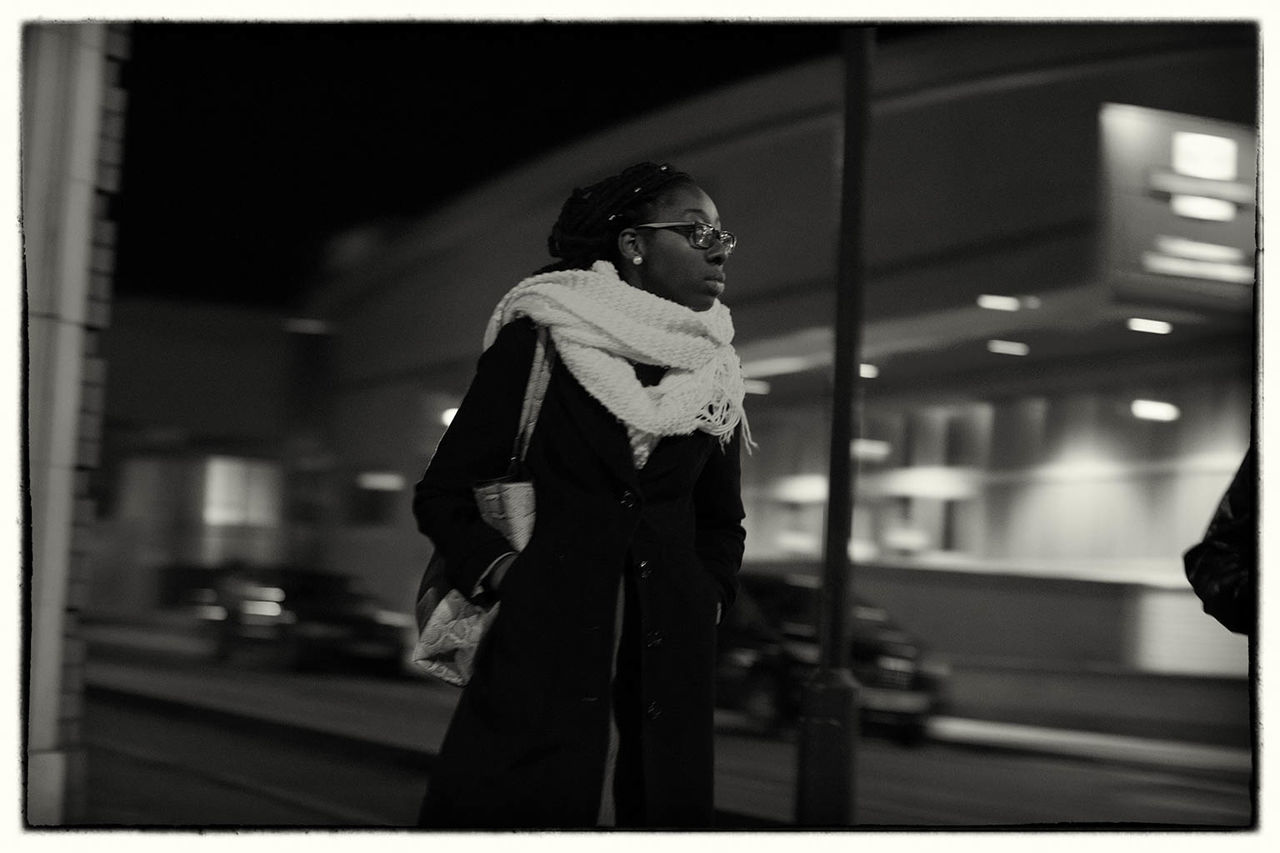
left=274, top=633, right=310, bottom=671
left=891, top=715, right=928, bottom=747
left=741, top=669, right=784, bottom=736
left=209, top=624, right=235, bottom=663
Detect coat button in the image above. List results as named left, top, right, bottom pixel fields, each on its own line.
left=620, top=489, right=638, bottom=508
left=646, top=701, right=662, bottom=720
left=637, top=559, right=651, bottom=578
left=645, top=630, right=663, bottom=648
left=582, top=695, right=600, bottom=703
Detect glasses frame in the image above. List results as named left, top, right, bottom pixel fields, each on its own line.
left=634, top=221, right=737, bottom=255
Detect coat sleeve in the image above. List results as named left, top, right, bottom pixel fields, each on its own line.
left=1183, top=445, right=1256, bottom=635
left=413, top=318, right=538, bottom=600
left=693, top=427, right=747, bottom=613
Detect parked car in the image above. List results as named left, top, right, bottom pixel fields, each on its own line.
left=183, top=565, right=415, bottom=675
left=715, top=571, right=950, bottom=742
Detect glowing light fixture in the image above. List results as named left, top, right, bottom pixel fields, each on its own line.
left=1170, top=195, right=1236, bottom=222
left=1154, top=235, right=1245, bottom=263
left=860, top=363, right=879, bottom=379
left=741, top=355, right=815, bottom=378
left=851, top=438, right=892, bottom=461
left=987, top=339, right=1029, bottom=356
left=1141, top=252, right=1254, bottom=284
left=357, top=472, right=406, bottom=491
left=743, top=379, right=772, bottom=395
left=242, top=600, right=283, bottom=617
left=1131, top=399, right=1181, bottom=422
left=977, top=294, right=1022, bottom=312
left=773, top=474, right=828, bottom=504
left=441, top=407, right=458, bottom=427
left=1127, top=318, right=1173, bottom=335
left=245, top=586, right=286, bottom=602
left=1172, top=131, right=1238, bottom=181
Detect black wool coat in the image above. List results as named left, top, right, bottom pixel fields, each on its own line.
left=413, top=317, right=746, bottom=828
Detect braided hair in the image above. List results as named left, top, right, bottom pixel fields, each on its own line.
left=539, top=162, right=697, bottom=274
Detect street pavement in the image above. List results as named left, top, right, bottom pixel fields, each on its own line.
left=68, top=613, right=1255, bottom=826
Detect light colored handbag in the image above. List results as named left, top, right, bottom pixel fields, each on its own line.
left=412, top=326, right=554, bottom=686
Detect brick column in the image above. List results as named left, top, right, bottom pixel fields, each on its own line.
left=22, top=22, right=128, bottom=825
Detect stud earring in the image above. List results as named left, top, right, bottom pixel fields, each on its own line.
left=632, top=256, right=643, bottom=265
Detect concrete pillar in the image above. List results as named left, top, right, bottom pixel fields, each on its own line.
left=23, top=22, right=126, bottom=825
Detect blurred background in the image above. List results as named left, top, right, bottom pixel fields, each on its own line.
left=22, top=20, right=1256, bottom=828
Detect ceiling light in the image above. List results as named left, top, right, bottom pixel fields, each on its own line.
left=357, top=472, right=406, bottom=491
left=1141, top=252, right=1254, bottom=284
left=741, top=355, right=817, bottom=378
left=1172, top=131, right=1238, bottom=181
left=860, top=363, right=879, bottom=379
left=851, top=439, right=892, bottom=461
left=1131, top=399, right=1181, bottom=422
left=977, top=294, right=1022, bottom=312
left=773, top=474, right=828, bottom=504
left=743, top=379, right=771, bottom=395
left=441, top=407, right=458, bottom=427
left=1127, top=318, right=1173, bottom=335
left=1154, top=235, right=1245, bottom=263
left=1170, top=194, right=1236, bottom=222
left=987, top=340, right=1029, bottom=356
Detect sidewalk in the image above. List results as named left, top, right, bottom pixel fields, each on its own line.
left=80, top=613, right=1255, bottom=780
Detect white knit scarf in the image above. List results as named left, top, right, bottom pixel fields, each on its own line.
left=484, top=260, right=751, bottom=467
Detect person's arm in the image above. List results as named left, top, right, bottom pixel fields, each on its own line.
left=693, top=428, right=747, bottom=622
left=413, top=318, right=537, bottom=601
left=1183, top=445, right=1256, bottom=635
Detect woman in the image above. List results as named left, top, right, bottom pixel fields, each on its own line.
left=413, top=162, right=749, bottom=829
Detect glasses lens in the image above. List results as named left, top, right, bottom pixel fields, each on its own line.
left=689, top=224, right=714, bottom=248
left=719, top=231, right=736, bottom=254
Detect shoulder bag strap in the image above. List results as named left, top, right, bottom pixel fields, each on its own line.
left=508, top=325, right=556, bottom=470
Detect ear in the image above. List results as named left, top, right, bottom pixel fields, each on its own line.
left=616, top=228, right=643, bottom=265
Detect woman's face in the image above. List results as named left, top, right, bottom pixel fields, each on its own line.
left=624, top=185, right=729, bottom=312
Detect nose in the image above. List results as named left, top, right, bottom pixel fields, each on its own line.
left=706, top=240, right=728, bottom=264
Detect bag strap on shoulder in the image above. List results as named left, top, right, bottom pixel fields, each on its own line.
left=509, top=325, right=556, bottom=471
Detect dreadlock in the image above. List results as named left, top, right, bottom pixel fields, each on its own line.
left=539, top=162, right=696, bottom=274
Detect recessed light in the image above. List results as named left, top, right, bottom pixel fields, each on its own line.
left=1170, top=194, right=1236, bottom=222
left=1131, top=399, right=1180, bottom=422
left=1154, top=235, right=1245, bottom=263
left=851, top=439, right=892, bottom=461
left=1141, top=252, right=1254, bottom=284
left=987, top=340, right=1029, bottom=356
left=1172, top=131, right=1238, bottom=182
left=860, top=363, right=879, bottom=379
left=743, top=379, right=771, bottom=395
left=441, top=407, right=458, bottom=426
left=1127, top=318, right=1173, bottom=335
left=357, top=472, right=406, bottom=491
left=977, top=294, right=1021, bottom=312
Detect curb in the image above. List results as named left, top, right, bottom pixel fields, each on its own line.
left=927, top=716, right=1252, bottom=777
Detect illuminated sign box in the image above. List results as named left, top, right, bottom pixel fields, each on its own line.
left=1099, top=103, right=1256, bottom=313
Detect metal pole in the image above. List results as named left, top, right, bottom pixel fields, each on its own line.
left=794, top=25, right=873, bottom=827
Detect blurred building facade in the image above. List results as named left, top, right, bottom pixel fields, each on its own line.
left=304, top=25, right=1256, bottom=679
left=88, top=299, right=339, bottom=614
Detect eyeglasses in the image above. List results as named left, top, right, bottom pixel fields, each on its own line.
left=635, top=222, right=737, bottom=256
